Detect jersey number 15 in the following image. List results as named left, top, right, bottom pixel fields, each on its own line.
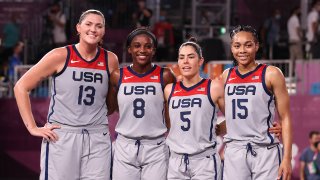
left=232, top=98, right=248, bottom=119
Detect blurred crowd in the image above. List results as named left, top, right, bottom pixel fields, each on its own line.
left=300, top=131, right=320, bottom=180
left=260, top=1, right=320, bottom=61
left=0, top=0, right=320, bottom=85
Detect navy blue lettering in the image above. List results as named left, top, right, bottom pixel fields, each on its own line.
left=172, top=98, right=202, bottom=109
left=124, top=85, right=156, bottom=95
left=72, top=71, right=103, bottom=84
left=227, top=85, right=256, bottom=95
left=84, top=72, right=93, bottom=82
left=246, top=86, right=256, bottom=95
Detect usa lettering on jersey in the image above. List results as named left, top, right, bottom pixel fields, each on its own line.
left=124, top=85, right=156, bottom=95
left=171, top=98, right=202, bottom=109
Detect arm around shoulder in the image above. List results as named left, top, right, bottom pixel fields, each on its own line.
left=107, top=68, right=121, bottom=114
left=210, top=77, right=225, bottom=114
left=164, top=83, right=173, bottom=130
left=164, top=83, right=173, bottom=102
left=162, top=67, right=176, bottom=86
left=210, top=78, right=226, bottom=135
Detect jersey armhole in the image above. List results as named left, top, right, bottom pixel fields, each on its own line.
left=167, top=82, right=176, bottom=105
left=104, top=49, right=110, bottom=77
left=262, top=65, right=273, bottom=96
left=160, top=67, right=165, bottom=90
left=224, top=68, right=233, bottom=89
left=207, top=79, right=216, bottom=108
left=54, top=45, right=70, bottom=77
left=117, top=68, right=123, bottom=90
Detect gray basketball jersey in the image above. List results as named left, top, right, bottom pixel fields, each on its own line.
left=224, top=64, right=278, bottom=144
left=166, top=79, right=218, bottom=154
left=48, top=45, right=109, bottom=126
left=116, top=65, right=167, bottom=138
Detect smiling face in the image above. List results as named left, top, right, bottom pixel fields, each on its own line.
left=178, top=45, right=204, bottom=79
left=128, top=34, right=155, bottom=66
left=76, top=13, right=105, bottom=45
left=231, top=31, right=259, bottom=67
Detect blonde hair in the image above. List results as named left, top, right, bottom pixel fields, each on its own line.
left=78, top=9, right=105, bottom=25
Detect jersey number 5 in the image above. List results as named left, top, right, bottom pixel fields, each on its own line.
left=232, top=98, right=248, bottom=119
left=180, top=111, right=191, bottom=131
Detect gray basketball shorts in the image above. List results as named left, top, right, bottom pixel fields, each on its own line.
left=40, top=124, right=112, bottom=180
left=112, top=134, right=169, bottom=180
left=168, top=148, right=221, bottom=180
left=223, top=142, right=282, bottom=180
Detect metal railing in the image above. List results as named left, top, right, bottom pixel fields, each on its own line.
left=2, top=59, right=318, bottom=98
left=3, top=65, right=52, bottom=98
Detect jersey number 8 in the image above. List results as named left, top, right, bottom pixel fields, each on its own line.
left=133, top=98, right=145, bottom=118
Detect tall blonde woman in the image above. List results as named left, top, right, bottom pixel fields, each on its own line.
left=14, top=9, right=119, bottom=179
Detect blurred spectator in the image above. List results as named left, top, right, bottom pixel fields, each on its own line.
left=300, top=131, right=320, bottom=180
left=260, top=9, right=281, bottom=59
left=218, top=32, right=231, bottom=60
left=198, top=9, right=214, bottom=37
left=306, top=0, right=320, bottom=59
left=112, top=1, right=135, bottom=28
left=132, top=0, right=153, bottom=28
left=2, top=13, right=21, bottom=61
left=153, top=10, right=175, bottom=61
left=7, top=41, right=24, bottom=83
left=48, top=2, right=67, bottom=47
left=287, top=6, right=303, bottom=75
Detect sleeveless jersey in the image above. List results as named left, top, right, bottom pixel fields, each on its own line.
left=166, top=79, right=218, bottom=154
left=116, top=65, right=167, bottom=139
left=224, top=64, right=278, bottom=144
left=47, top=45, right=109, bottom=126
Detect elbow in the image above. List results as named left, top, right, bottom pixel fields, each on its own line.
left=13, top=81, right=28, bottom=97
left=13, top=82, right=20, bottom=97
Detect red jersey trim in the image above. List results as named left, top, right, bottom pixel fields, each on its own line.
left=171, top=79, right=208, bottom=97
left=226, top=64, right=266, bottom=84
left=121, top=65, right=162, bottom=83
left=67, top=45, right=107, bottom=71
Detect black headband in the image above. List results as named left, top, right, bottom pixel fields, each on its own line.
left=126, top=29, right=158, bottom=48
